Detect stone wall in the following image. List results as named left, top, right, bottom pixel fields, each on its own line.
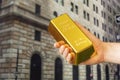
left=0, top=0, right=120, bottom=80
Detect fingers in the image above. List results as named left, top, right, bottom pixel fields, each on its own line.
left=54, top=41, right=75, bottom=64
left=54, top=41, right=65, bottom=48
left=63, top=48, right=69, bottom=58
left=59, top=46, right=75, bottom=64
left=66, top=52, right=75, bottom=64
left=59, top=45, right=66, bottom=54
left=54, top=41, right=99, bottom=65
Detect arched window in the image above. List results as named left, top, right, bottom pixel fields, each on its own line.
left=86, top=65, right=92, bottom=80
left=55, top=58, right=63, bottom=80
left=97, top=64, right=101, bottom=80
left=30, top=53, right=41, bottom=80
left=73, top=65, right=79, bottom=80
left=105, top=65, right=109, bottom=80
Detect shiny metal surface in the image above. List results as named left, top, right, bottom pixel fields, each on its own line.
left=48, top=14, right=95, bottom=65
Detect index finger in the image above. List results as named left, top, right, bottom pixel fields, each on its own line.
left=54, top=41, right=65, bottom=48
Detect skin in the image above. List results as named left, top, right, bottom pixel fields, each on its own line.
left=54, top=21, right=120, bottom=65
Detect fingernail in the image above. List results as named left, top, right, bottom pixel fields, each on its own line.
left=67, top=54, right=71, bottom=61
left=59, top=45, right=65, bottom=54
left=63, top=48, right=69, bottom=58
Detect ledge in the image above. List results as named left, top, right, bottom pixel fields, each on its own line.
left=0, top=4, right=50, bottom=30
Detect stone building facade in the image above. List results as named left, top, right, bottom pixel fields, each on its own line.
left=0, top=0, right=120, bottom=80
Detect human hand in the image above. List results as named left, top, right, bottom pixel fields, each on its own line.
left=54, top=21, right=105, bottom=65
left=54, top=40, right=76, bottom=64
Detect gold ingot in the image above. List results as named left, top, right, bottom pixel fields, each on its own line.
left=48, top=14, right=95, bottom=65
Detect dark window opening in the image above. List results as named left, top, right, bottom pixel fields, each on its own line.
left=83, top=0, right=85, bottom=4
left=94, top=17, right=96, bottom=25
left=30, top=53, right=41, bottom=80
left=88, top=28, right=90, bottom=31
left=117, top=65, right=120, bottom=79
left=94, top=32, right=96, bottom=36
left=83, top=10, right=90, bottom=21
left=101, top=0, right=105, bottom=7
left=83, top=10, right=86, bottom=19
left=55, top=58, right=63, bottom=80
left=102, top=23, right=107, bottom=31
left=96, top=7, right=98, bottom=13
left=0, top=0, right=2, bottom=4
left=35, top=4, right=41, bottom=16
left=87, top=0, right=89, bottom=6
left=97, top=19, right=99, bottom=26
left=75, top=5, right=78, bottom=14
left=97, top=34, right=100, bottom=39
left=61, top=0, right=64, bottom=6
left=102, top=36, right=104, bottom=41
left=86, top=65, right=92, bottom=80
left=93, top=4, right=95, bottom=11
left=105, top=65, right=109, bottom=80
left=83, top=0, right=89, bottom=6
left=87, top=13, right=90, bottom=21
left=73, top=65, right=79, bottom=80
left=35, top=30, right=41, bottom=41
left=71, top=2, right=74, bottom=12
left=93, top=18, right=99, bottom=27
left=53, top=11, right=58, bottom=17
left=0, top=0, right=2, bottom=8
left=97, top=64, right=101, bottom=80
left=105, top=38, right=108, bottom=42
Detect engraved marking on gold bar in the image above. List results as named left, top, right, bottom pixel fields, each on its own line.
left=48, top=14, right=95, bottom=65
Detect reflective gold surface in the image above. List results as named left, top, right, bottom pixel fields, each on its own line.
left=48, top=14, right=95, bottom=65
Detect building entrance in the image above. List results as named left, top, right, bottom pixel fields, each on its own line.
left=30, top=54, right=41, bottom=80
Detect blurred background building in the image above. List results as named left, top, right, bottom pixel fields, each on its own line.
left=0, top=0, right=120, bottom=80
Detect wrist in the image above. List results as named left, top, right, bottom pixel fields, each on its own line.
left=102, top=42, right=109, bottom=63
left=103, top=42, right=120, bottom=64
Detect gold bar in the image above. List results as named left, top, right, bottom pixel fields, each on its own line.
left=48, top=14, right=95, bottom=65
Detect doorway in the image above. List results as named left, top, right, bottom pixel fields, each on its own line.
left=30, top=54, right=41, bottom=80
